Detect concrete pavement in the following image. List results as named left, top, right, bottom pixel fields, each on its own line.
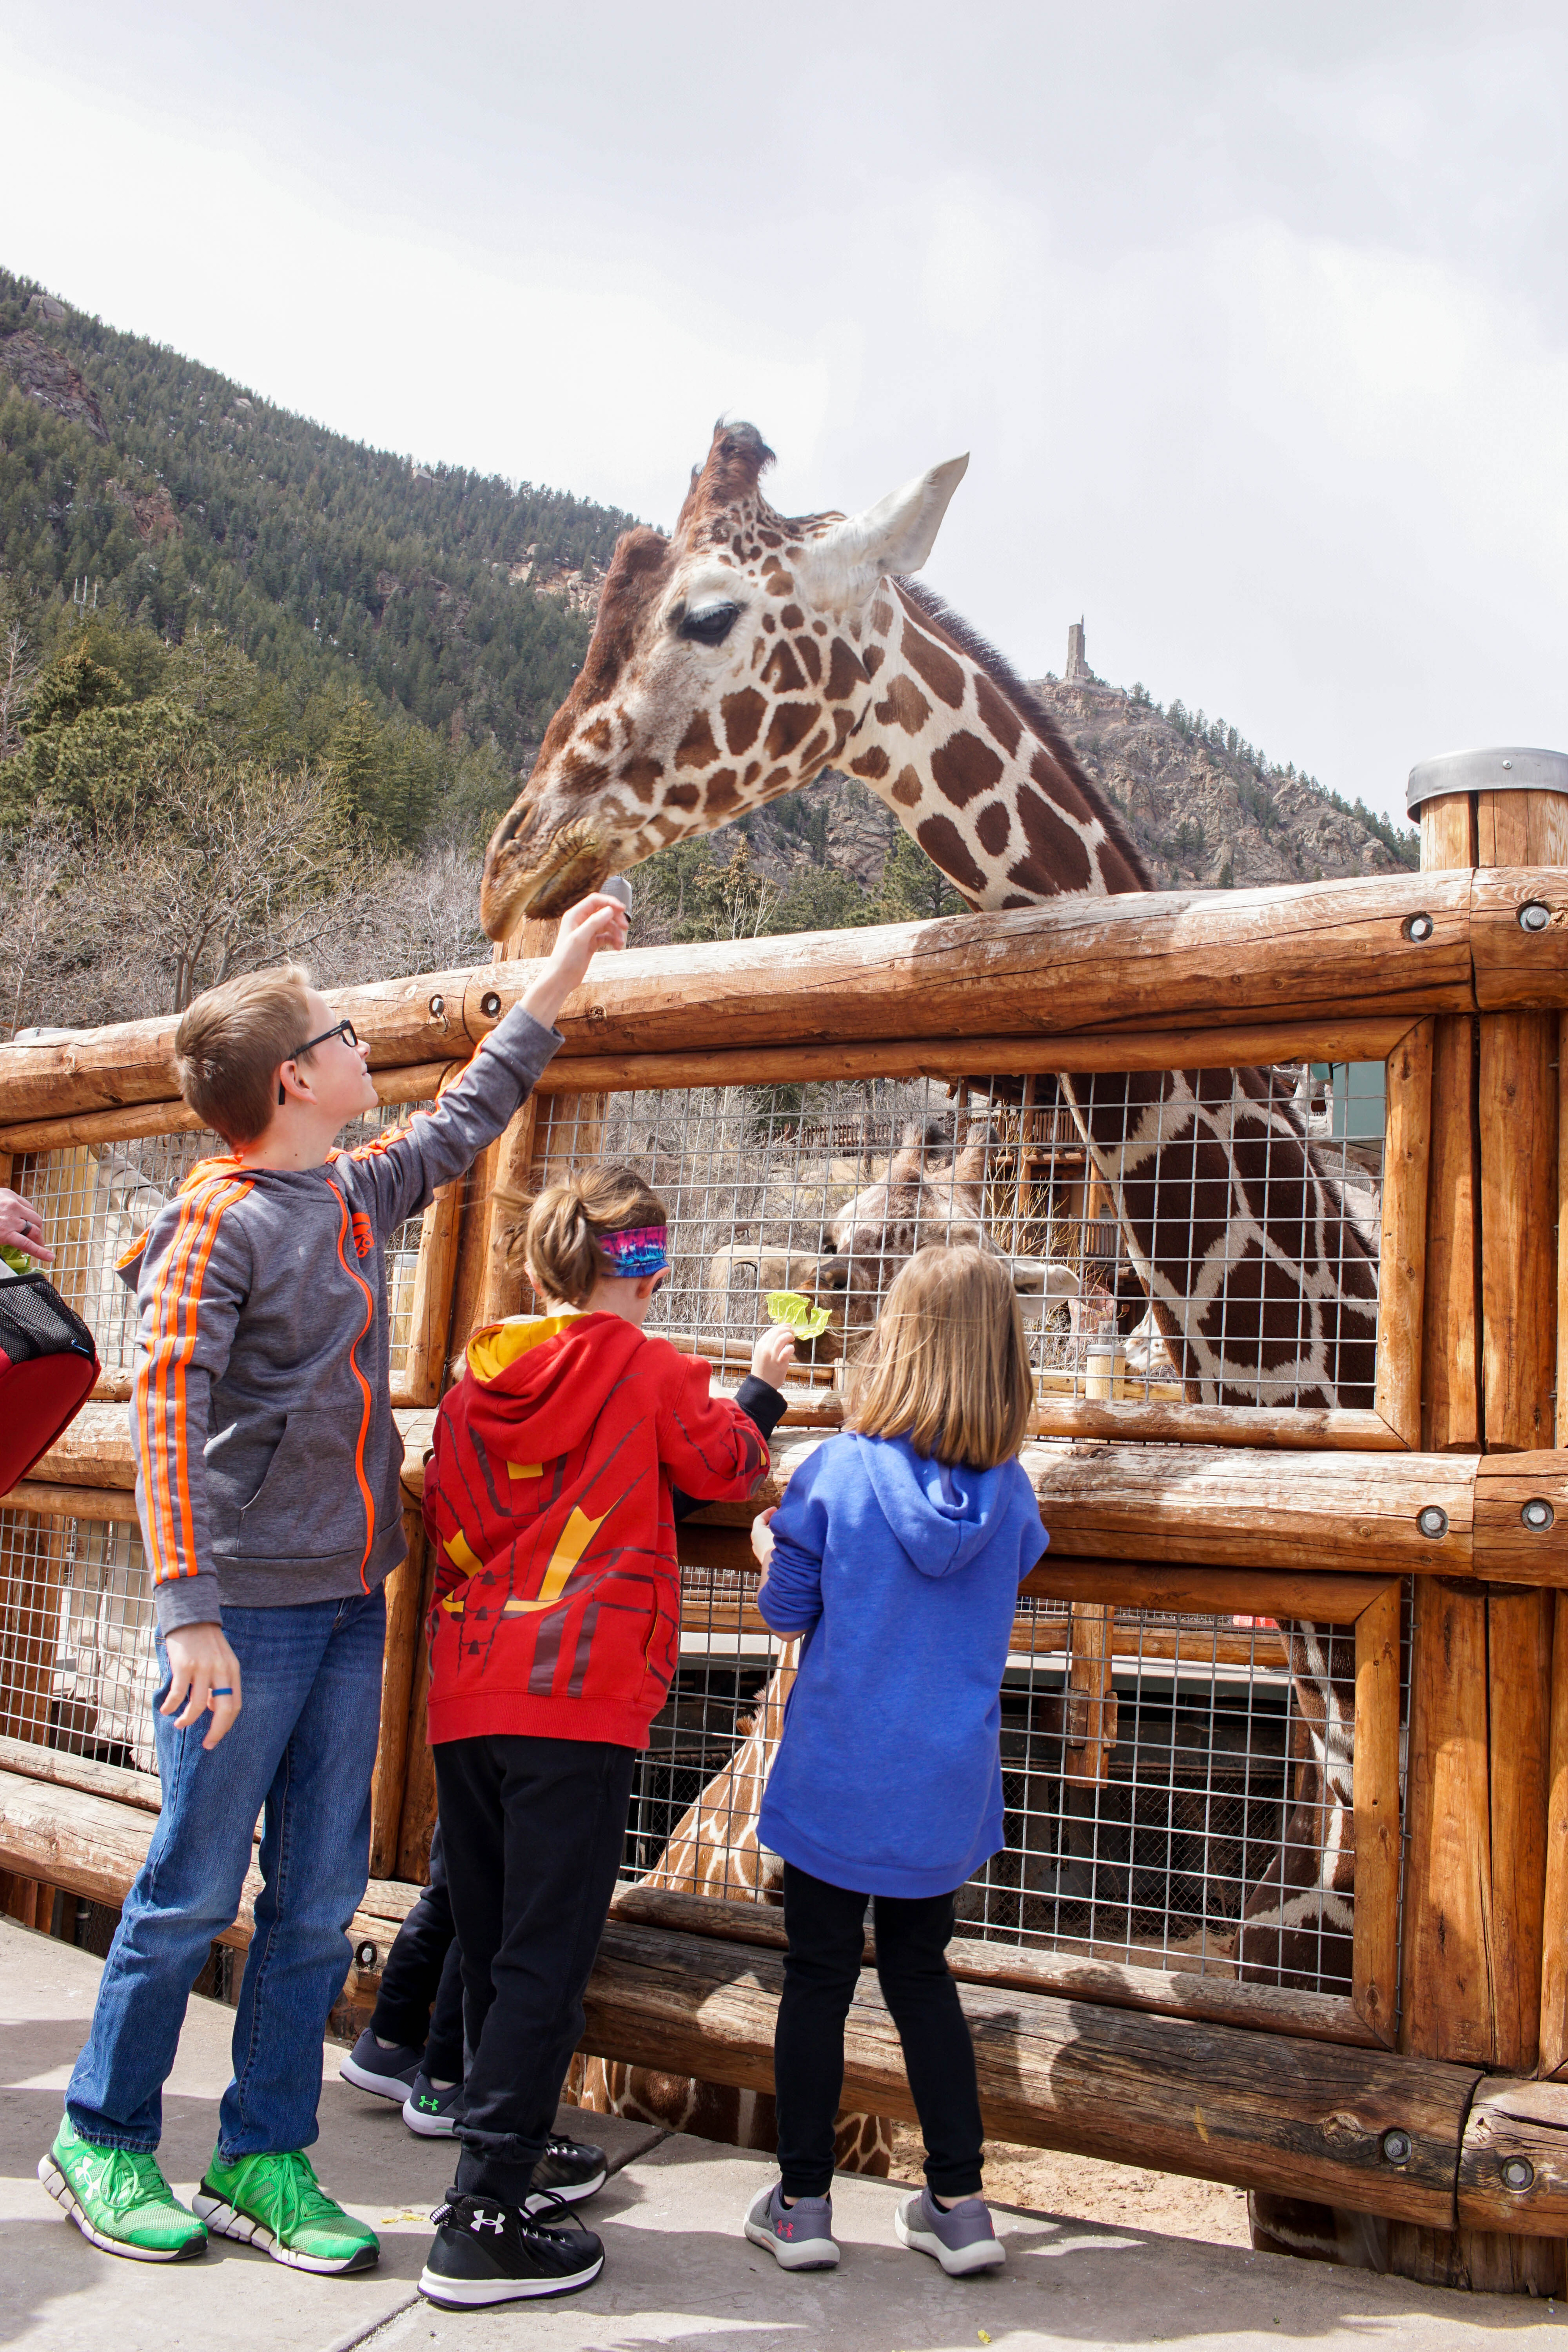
left=4, top=1914, right=1564, bottom=2352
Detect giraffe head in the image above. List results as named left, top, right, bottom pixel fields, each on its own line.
left=796, top=1118, right=993, bottom=1352
left=480, top=421, right=968, bottom=935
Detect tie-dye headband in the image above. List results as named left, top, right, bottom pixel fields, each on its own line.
left=599, top=1223, right=669, bottom=1278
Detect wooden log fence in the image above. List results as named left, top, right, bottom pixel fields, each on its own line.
left=5, top=840, right=1568, bottom=2293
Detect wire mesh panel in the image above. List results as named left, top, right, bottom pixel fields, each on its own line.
left=0, top=1509, right=159, bottom=1772
left=12, top=1094, right=434, bottom=1387
left=531, top=1059, right=1387, bottom=1412
left=632, top=1563, right=1397, bottom=1997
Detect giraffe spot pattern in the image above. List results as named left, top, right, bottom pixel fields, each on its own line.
left=705, top=769, right=741, bottom=815
left=666, top=781, right=701, bottom=812
left=622, top=754, right=663, bottom=803
left=917, top=813, right=986, bottom=896
left=762, top=639, right=807, bottom=695
left=794, top=634, right=823, bottom=685
left=1008, top=788, right=1094, bottom=893
left=891, top=765, right=922, bottom=807
left=974, top=672, right=1023, bottom=759
left=721, top=689, right=768, bottom=754
left=975, top=798, right=1013, bottom=855
left=901, top=622, right=966, bottom=709
left=931, top=729, right=1005, bottom=809
left=561, top=753, right=611, bottom=798
left=863, top=645, right=885, bottom=677
left=850, top=746, right=890, bottom=780
left=825, top=637, right=866, bottom=702
left=674, top=711, right=722, bottom=771
left=780, top=604, right=804, bottom=629
left=766, top=702, right=820, bottom=759
left=875, top=675, right=931, bottom=736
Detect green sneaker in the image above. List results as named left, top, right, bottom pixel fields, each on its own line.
left=193, top=2147, right=379, bottom=2274
left=38, top=2116, right=207, bottom=2262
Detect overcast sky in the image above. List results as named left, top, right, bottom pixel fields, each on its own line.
left=4, top=2, right=1565, bottom=828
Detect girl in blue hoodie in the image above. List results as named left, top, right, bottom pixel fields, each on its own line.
left=744, top=1245, right=1047, bottom=2279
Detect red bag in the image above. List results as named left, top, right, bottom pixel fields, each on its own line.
left=0, top=1273, right=100, bottom=1496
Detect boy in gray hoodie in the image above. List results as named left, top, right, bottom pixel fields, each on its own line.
left=39, top=891, right=627, bottom=2274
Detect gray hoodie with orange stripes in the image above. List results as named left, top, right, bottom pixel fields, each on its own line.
left=118, top=1006, right=560, bottom=1633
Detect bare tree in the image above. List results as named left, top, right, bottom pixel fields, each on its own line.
left=0, top=620, right=37, bottom=761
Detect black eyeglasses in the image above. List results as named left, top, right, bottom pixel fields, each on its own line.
left=278, top=1019, right=360, bottom=1105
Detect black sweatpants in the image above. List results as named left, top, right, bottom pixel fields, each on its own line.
left=775, top=1860, right=984, bottom=2201
left=433, top=1732, right=636, bottom=2201
left=368, top=1823, right=467, bottom=2081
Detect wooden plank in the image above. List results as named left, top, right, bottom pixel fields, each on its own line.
left=404, top=1178, right=464, bottom=1405
left=1473, top=1454, right=1568, bottom=1585
left=1353, top=1579, right=1402, bottom=2044
left=1539, top=1591, right=1568, bottom=2076
left=1458, top=2078, right=1568, bottom=2237
left=0, top=1767, right=414, bottom=1956
left=1421, top=1018, right=1480, bottom=1451
left=1374, top=1020, right=1434, bottom=1447
left=1559, top=1010, right=1568, bottom=1451
left=1023, top=1559, right=1394, bottom=1625
left=1399, top=1578, right=1496, bottom=2067
left=368, top=1513, right=427, bottom=1879
left=1011, top=1444, right=1477, bottom=1579
left=1487, top=1588, right=1555, bottom=2072
left=1473, top=870, right=1568, bottom=1012
left=29, top=1404, right=440, bottom=1497
left=578, top=1918, right=1477, bottom=2223
left=0, top=873, right=1479, bottom=1122
left=0, top=1062, right=458, bottom=1155
left=526, top=1020, right=1423, bottom=1097
left=2, top=1481, right=141, bottom=1525
left=1421, top=793, right=1476, bottom=874
left=1477, top=789, right=1568, bottom=870
left=1029, top=1401, right=1402, bottom=1451
left=478, top=1093, right=543, bottom=1328
left=1062, top=1602, right=1116, bottom=1787
left=1480, top=1010, right=1557, bottom=1451
left=604, top=1883, right=1386, bottom=2048
left=0, top=1734, right=159, bottom=1812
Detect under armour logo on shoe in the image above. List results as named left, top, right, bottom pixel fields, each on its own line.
left=470, top=2209, right=506, bottom=2234
left=418, top=2095, right=440, bottom=2111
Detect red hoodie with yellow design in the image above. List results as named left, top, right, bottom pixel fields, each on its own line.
left=423, top=1311, right=769, bottom=1749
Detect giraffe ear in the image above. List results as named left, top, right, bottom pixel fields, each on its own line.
left=797, top=454, right=969, bottom=610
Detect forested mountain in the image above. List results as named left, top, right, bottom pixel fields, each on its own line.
left=0, top=266, right=1415, bottom=1038
left=0, top=269, right=631, bottom=782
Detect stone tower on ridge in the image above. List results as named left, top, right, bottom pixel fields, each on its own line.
left=1065, top=618, right=1088, bottom=682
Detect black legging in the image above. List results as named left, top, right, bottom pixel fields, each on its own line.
left=774, top=1860, right=984, bottom=2201
left=368, top=1823, right=466, bottom=2081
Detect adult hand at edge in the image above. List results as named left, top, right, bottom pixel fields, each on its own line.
left=0, top=1186, right=54, bottom=1266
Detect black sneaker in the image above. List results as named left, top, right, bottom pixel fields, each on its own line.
left=418, top=2190, right=604, bottom=2307
left=527, top=2132, right=608, bottom=2212
left=339, top=2030, right=423, bottom=2104
left=403, top=2071, right=464, bottom=2138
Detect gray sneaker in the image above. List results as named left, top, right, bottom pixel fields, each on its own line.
left=743, top=2180, right=839, bottom=2270
left=894, top=2186, right=1005, bottom=2275
left=403, top=2072, right=465, bottom=2137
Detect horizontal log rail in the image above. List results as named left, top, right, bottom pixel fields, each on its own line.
left=15, top=867, right=1568, bottom=1124
left=579, top=1917, right=1474, bottom=2223
left=0, top=1759, right=1475, bottom=2219
left=23, top=1419, right=1566, bottom=1588
left=0, top=1061, right=455, bottom=1154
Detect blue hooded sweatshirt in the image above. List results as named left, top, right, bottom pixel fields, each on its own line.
left=756, top=1432, right=1048, bottom=1899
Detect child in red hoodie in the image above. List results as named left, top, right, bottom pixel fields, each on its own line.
left=416, top=1165, right=791, bottom=2307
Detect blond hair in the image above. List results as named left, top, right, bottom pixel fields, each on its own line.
left=174, top=965, right=314, bottom=1145
left=525, top=1165, right=667, bottom=1309
left=847, top=1245, right=1033, bottom=1469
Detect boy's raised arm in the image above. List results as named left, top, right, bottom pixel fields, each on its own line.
left=343, top=894, right=628, bottom=1234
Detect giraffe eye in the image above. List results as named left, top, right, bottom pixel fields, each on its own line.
left=678, top=600, right=742, bottom=647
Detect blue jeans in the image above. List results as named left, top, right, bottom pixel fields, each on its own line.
left=66, top=1589, right=385, bottom=2158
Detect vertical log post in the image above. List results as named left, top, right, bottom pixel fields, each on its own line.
left=369, top=1511, right=429, bottom=1878
left=1542, top=1012, right=1568, bottom=2075
left=1390, top=775, right=1566, bottom=2293
left=1352, top=1579, right=1401, bottom=2044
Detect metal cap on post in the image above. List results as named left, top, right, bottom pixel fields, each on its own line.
left=1407, top=747, right=1568, bottom=816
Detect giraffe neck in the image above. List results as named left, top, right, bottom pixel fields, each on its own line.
left=842, top=582, right=1146, bottom=910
